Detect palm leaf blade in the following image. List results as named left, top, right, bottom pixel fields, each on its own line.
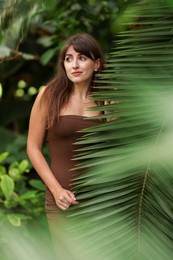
left=67, top=1, right=173, bottom=259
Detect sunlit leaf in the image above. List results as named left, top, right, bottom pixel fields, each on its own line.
left=0, top=165, right=6, bottom=176
left=0, top=152, right=9, bottom=163
left=40, top=48, right=57, bottom=65
left=0, top=175, right=14, bottom=199
left=7, top=214, right=31, bottom=227
left=18, top=160, right=29, bottom=173
left=0, top=46, right=11, bottom=57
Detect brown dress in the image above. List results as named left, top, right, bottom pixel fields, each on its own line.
left=45, top=115, right=100, bottom=258
left=45, top=115, right=100, bottom=212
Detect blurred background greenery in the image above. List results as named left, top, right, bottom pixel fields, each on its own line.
left=0, top=0, right=136, bottom=161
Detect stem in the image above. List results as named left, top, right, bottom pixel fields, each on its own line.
left=137, top=102, right=173, bottom=257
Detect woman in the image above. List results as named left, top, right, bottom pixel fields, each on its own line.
left=27, top=33, right=105, bottom=224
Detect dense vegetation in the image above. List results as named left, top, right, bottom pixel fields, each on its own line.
left=0, top=0, right=135, bottom=158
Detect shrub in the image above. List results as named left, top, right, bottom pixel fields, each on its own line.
left=0, top=152, right=45, bottom=227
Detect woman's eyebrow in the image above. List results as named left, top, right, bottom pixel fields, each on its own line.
left=65, top=53, right=72, bottom=57
left=65, top=52, right=82, bottom=57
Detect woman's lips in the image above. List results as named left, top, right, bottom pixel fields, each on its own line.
left=72, top=72, right=82, bottom=76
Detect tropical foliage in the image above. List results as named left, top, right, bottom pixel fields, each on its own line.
left=0, top=152, right=45, bottom=227
left=64, top=1, right=173, bottom=259
left=0, top=0, right=120, bottom=158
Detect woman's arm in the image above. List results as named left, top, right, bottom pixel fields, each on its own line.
left=26, top=87, right=78, bottom=210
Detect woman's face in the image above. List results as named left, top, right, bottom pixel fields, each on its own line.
left=64, top=45, right=100, bottom=86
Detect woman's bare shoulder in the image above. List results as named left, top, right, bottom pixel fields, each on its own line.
left=37, top=85, right=47, bottom=97
left=33, top=86, right=48, bottom=104
left=30, top=86, right=48, bottom=113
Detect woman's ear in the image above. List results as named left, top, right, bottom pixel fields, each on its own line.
left=94, top=59, right=101, bottom=72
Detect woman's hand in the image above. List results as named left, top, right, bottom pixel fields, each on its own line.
left=53, top=187, right=79, bottom=211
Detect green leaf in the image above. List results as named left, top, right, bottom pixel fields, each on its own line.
left=40, top=48, right=57, bottom=65
left=0, top=165, right=7, bottom=177
left=0, top=175, right=15, bottom=199
left=4, top=198, right=18, bottom=208
left=7, top=215, right=21, bottom=227
left=7, top=214, right=31, bottom=227
left=37, top=36, right=54, bottom=47
left=9, top=167, right=21, bottom=181
left=0, top=46, right=11, bottom=57
left=19, top=190, right=38, bottom=200
left=0, top=152, right=9, bottom=163
left=43, top=0, right=59, bottom=10
left=165, top=0, right=173, bottom=8
left=21, top=52, right=36, bottom=60
left=29, top=179, right=46, bottom=191
left=18, top=160, right=29, bottom=173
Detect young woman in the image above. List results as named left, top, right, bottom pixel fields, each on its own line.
left=27, top=33, right=105, bottom=220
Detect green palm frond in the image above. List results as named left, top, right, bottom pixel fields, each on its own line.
left=68, top=1, right=173, bottom=259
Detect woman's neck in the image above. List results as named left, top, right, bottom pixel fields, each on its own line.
left=72, top=84, right=90, bottom=100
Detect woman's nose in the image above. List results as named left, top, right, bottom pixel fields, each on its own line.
left=72, top=59, right=79, bottom=69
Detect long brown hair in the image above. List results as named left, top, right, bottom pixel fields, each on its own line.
left=41, top=33, right=105, bottom=128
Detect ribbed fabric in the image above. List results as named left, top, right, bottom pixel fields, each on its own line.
left=45, top=115, right=100, bottom=211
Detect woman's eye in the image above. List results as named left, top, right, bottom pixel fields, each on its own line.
left=65, top=56, right=72, bottom=62
left=80, top=55, right=87, bottom=61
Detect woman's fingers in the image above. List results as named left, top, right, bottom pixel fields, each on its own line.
left=58, top=201, right=70, bottom=211
left=65, top=190, right=79, bottom=205
left=54, top=188, right=79, bottom=210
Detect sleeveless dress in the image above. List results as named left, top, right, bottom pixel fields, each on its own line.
left=45, top=115, right=100, bottom=212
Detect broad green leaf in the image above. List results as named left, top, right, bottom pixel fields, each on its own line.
left=9, top=167, right=21, bottom=180
left=0, top=175, right=14, bottom=199
left=40, top=48, right=57, bottom=65
left=19, top=190, right=37, bottom=200
left=7, top=214, right=21, bottom=227
left=0, top=165, right=7, bottom=176
left=4, top=198, right=18, bottom=208
left=0, top=152, right=9, bottom=163
left=18, top=160, right=29, bottom=173
left=29, top=179, right=46, bottom=191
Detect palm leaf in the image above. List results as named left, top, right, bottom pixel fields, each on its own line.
left=67, top=1, right=173, bottom=259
